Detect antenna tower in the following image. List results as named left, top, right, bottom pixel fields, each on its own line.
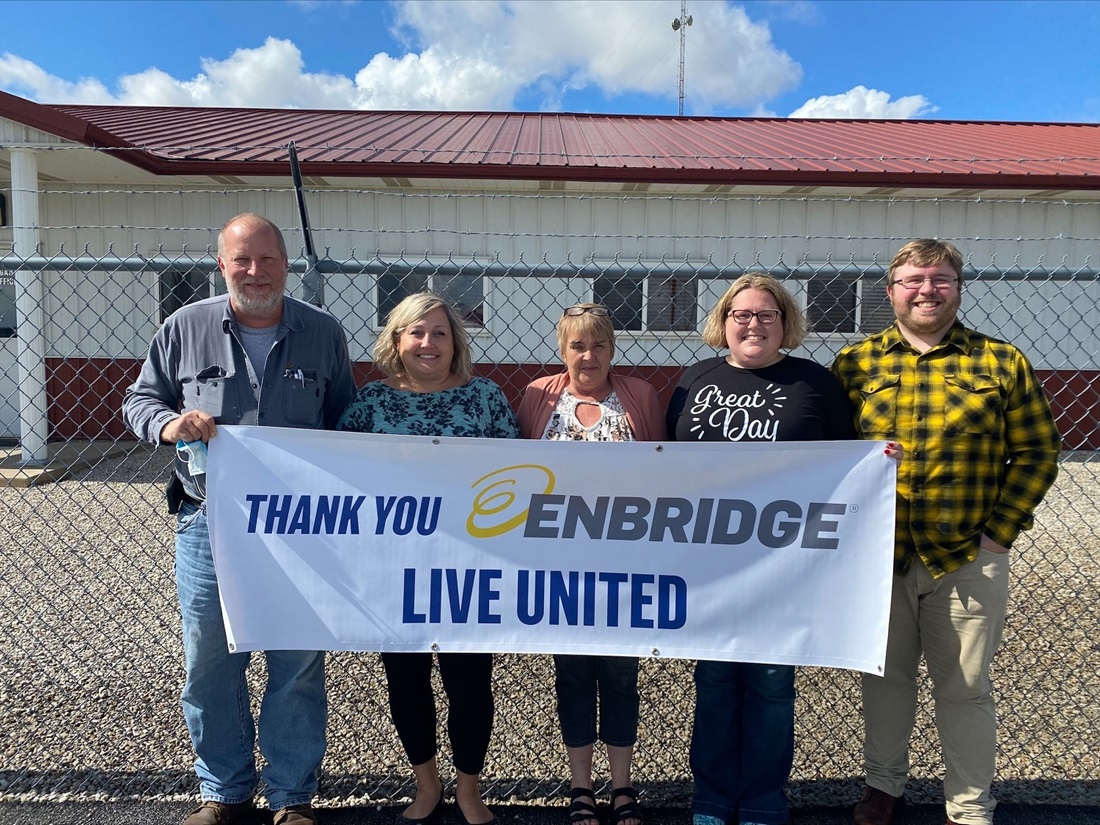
left=671, top=1, right=693, bottom=116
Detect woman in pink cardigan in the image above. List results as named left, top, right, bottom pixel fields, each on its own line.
left=515, top=303, right=665, bottom=825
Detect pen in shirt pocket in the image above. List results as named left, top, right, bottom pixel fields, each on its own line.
left=283, top=368, right=317, bottom=389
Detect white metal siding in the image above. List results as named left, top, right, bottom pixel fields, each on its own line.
left=9, top=183, right=1098, bottom=371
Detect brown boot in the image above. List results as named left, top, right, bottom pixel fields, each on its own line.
left=853, top=786, right=902, bottom=825
left=274, top=804, right=319, bottom=825
left=182, top=800, right=256, bottom=825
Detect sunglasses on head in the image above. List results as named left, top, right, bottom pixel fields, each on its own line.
left=562, top=305, right=610, bottom=317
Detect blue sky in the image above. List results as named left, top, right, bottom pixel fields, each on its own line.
left=1, top=0, right=1097, bottom=120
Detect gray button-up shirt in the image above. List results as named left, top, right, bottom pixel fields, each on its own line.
left=123, top=294, right=355, bottom=501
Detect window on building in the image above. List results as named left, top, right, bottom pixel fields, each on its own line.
left=805, top=273, right=894, bottom=335
left=159, top=269, right=214, bottom=322
left=807, top=275, right=857, bottom=334
left=594, top=271, right=697, bottom=332
left=377, top=264, right=484, bottom=328
left=0, top=271, right=15, bottom=337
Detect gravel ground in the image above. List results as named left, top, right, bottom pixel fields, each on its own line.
left=4, top=801, right=1100, bottom=825
left=2, top=445, right=1098, bottom=808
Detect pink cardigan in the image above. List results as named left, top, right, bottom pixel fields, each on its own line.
left=516, top=372, right=667, bottom=441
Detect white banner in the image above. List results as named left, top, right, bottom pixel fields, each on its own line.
left=207, top=426, right=895, bottom=673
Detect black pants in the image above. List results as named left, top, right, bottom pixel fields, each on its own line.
left=381, top=651, right=494, bottom=775
left=554, top=654, right=640, bottom=748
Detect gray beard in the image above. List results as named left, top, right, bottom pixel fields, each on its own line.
left=228, top=285, right=284, bottom=319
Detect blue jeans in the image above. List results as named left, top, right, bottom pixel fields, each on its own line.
left=554, top=654, right=640, bottom=748
left=175, top=502, right=326, bottom=810
left=690, top=660, right=794, bottom=825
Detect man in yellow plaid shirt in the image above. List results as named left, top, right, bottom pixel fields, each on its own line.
left=831, top=239, right=1061, bottom=825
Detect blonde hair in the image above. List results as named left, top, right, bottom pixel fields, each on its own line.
left=373, top=292, right=473, bottom=381
left=702, top=273, right=807, bottom=350
left=556, top=303, right=616, bottom=360
left=888, top=238, right=965, bottom=283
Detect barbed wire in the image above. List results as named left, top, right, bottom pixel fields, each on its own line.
left=2, top=227, right=1096, bottom=245
left=2, top=250, right=1094, bottom=280
left=8, top=186, right=1096, bottom=209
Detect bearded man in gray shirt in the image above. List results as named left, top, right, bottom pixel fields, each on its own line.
left=123, top=213, right=355, bottom=825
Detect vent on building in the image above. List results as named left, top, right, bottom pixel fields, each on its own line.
left=859, top=276, right=895, bottom=333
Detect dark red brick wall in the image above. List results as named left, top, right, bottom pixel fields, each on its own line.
left=47, top=358, right=1098, bottom=451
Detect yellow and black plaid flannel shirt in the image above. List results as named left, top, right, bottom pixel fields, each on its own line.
left=832, top=322, right=1061, bottom=577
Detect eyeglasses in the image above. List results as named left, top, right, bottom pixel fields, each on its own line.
left=726, top=309, right=783, bottom=325
left=891, top=275, right=958, bottom=290
left=563, top=305, right=610, bottom=317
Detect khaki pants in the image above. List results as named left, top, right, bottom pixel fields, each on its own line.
left=862, top=549, right=1009, bottom=825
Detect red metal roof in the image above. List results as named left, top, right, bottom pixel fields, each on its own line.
left=3, top=92, right=1099, bottom=190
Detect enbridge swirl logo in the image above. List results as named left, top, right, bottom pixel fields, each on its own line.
left=467, top=464, right=555, bottom=538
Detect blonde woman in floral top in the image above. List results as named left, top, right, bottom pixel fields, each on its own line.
left=338, top=293, right=517, bottom=825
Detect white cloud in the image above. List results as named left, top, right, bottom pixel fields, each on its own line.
left=353, top=50, right=513, bottom=110
left=2, top=39, right=372, bottom=109
left=184, top=38, right=362, bottom=109
left=683, top=2, right=802, bottom=112
left=0, top=0, right=802, bottom=113
left=788, top=85, right=936, bottom=119
left=748, top=103, right=781, bottom=118
left=387, top=0, right=801, bottom=110
left=0, top=53, right=115, bottom=104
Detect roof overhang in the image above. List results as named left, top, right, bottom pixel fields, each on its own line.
left=3, top=91, right=1099, bottom=196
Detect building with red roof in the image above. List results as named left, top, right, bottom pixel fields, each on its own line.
left=1, top=91, right=1097, bottom=449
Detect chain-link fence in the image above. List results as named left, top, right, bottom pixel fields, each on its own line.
left=1, top=236, right=1098, bottom=809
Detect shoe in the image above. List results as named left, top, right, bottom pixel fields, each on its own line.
left=692, top=816, right=724, bottom=825
left=611, top=787, right=643, bottom=825
left=567, top=787, right=598, bottom=825
left=853, top=786, right=902, bottom=825
left=182, top=800, right=256, bottom=825
left=456, top=802, right=497, bottom=825
left=398, top=793, right=445, bottom=825
left=273, top=805, right=318, bottom=825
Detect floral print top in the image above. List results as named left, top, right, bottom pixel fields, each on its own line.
left=540, top=388, right=635, bottom=442
left=336, top=376, right=519, bottom=440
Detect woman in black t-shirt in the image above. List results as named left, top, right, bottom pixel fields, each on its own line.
left=666, top=273, right=855, bottom=825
